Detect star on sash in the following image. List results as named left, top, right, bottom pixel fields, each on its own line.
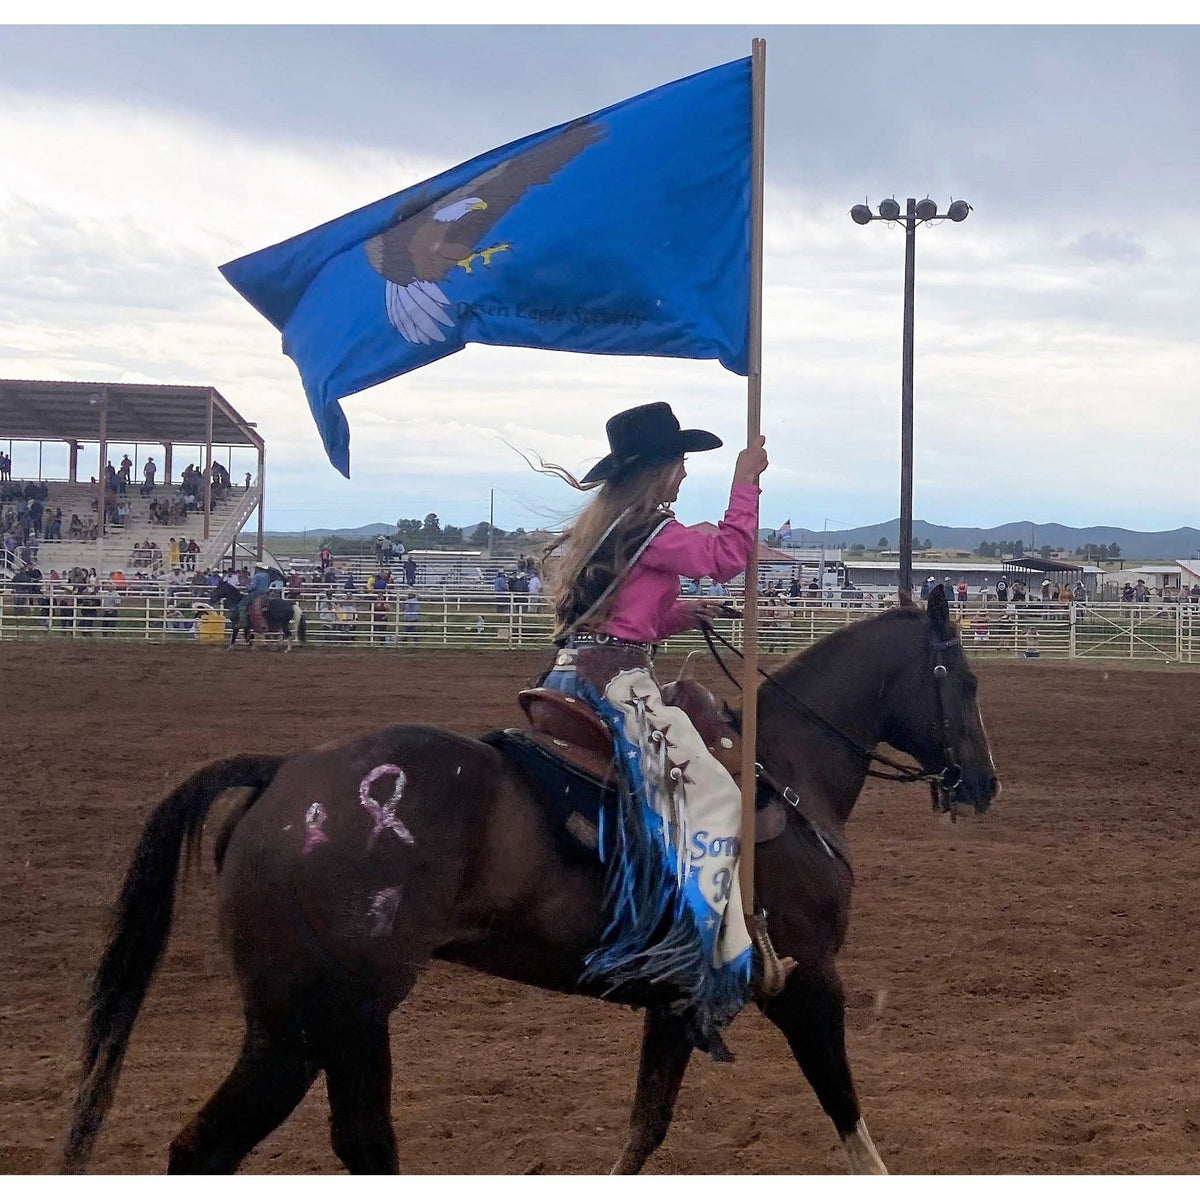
left=647, top=719, right=676, bottom=749
left=667, top=758, right=694, bottom=786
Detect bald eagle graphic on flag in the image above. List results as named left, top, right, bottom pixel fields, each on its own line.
left=365, top=120, right=603, bottom=345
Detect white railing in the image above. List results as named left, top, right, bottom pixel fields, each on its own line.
left=1, top=585, right=1198, bottom=663
left=201, top=482, right=262, bottom=563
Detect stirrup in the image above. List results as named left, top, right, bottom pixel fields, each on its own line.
left=750, top=911, right=797, bottom=998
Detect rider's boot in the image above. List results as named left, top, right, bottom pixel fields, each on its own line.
left=749, top=910, right=797, bottom=999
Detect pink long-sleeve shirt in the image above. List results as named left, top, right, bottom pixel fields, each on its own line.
left=599, top=482, right=760, bottom=643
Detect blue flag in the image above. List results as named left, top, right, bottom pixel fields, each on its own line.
left=220, top=58, right=751, bottom=476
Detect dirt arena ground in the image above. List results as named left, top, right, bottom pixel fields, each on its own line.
left=2, top=641, right=1198, bottom=1174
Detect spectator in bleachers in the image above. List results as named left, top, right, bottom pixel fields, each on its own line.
left=493, top=569, right=509, bottom=613
left=142, top=457, right=157, bottom=495
left=186, top=538, right=199, bottom=571
left=0, top=450, right=10, bottom=481
left=404, top=554, right=417, bottom=587
left=169, top=538, right=181, bottom=570
left=166, top=564, right=189, bottom=598
left=10, top=561, right=35, bottom=609
left=245, top=471, right=252, bottom=490
left=118, top=455, right=132, bottom=494
left=511, top=569, right=530, bottom=610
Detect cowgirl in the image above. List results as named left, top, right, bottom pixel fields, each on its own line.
left=537, top=402, right=778, bottom=1048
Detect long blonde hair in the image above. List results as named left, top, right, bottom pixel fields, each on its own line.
left=538, top=457, right=682, bottom=641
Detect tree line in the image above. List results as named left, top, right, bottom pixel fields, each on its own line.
left=311, top=515, right=536, bottom=555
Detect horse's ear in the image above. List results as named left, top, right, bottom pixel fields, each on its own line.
left=927, top=583, right=951, bottom=635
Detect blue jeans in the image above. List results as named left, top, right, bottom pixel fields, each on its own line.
left=541, top=647, right=580, bottom=697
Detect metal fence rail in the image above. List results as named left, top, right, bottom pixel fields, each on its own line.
left=1, top=584, right=1198, bottom=663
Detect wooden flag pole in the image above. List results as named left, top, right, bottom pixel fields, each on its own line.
left=739, top=37, right=767, bottom=926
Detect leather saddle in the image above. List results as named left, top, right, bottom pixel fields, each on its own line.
left=516, top=680, right=787, bottom=844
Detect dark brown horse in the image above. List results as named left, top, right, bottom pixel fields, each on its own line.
left=62, top=589, right=998, bottom=1174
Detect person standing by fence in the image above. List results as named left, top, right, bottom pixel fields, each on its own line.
left=100, top=584, right=121, bottom=636
left=401, top=591, right=420, bottom=643
left=492, top=569, right=509, bottom=614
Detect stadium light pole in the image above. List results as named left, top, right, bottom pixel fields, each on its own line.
left=850, top=196, right=971, bottom=603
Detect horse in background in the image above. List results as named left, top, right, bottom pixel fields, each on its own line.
left=208, top=571, right=306, bottom=650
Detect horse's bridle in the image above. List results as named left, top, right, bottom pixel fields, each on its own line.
left=928, top=636, right=966, bottom=820
left=699, top=622, right=966, bottom=817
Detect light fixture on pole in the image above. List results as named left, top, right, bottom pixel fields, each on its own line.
left=850, top=196, right=972, bottom=602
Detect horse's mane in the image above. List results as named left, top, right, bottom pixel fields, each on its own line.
left=768, top=605, right=950, bottom=690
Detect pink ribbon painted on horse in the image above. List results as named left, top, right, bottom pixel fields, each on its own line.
left=358, top=764, right=415, bottom=849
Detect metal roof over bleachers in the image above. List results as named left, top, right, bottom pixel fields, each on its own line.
left=0, top=379, right=262, bottom=448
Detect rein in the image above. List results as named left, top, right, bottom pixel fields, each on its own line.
left=698, top=621, right=964, bottom=809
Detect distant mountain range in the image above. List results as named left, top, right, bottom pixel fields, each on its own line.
left=265, top=518, right=1200, bottom=560
left=778, top=520, right=1200, bottom=561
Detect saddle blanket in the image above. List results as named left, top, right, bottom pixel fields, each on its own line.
left=480, top=727, right=782, bottom=865
left=479, top=728, right=612, bottom=862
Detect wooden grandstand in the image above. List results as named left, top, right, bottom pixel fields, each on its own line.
left=0, top=379, right=265, bottom=576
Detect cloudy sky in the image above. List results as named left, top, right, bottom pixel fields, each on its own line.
left=1, top=23, right=1197, bottom=535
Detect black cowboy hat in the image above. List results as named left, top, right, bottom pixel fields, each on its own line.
left=580, top=402, right=722, bottom=485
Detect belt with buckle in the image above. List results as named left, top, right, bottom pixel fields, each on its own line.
left=567, top=633, right=653, bottom=652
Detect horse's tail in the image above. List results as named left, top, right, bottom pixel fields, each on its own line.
left=296, top=608, right=307, bottom=644
left=61, top=753, right=286, bottom=1174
